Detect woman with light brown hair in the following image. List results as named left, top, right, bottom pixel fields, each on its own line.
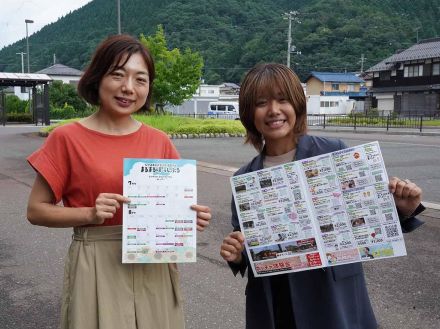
left=220, top=63, right=424, bottom=329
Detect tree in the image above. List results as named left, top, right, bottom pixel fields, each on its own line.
left=5, top=95, right=28, bottom=113
left=140, top=25, right=204, bottom=111
left=49, top=80, right=87, bottom=113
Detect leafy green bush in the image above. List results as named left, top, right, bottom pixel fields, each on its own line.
left=42, top=114, right=246, bottom=135
left=5, top=95, right=29, bottom=113
left=50, top=103, right=77, bottom=119
left=49, top=81, right=87, bottom=113
left=6, top=112, right=33, bottom=123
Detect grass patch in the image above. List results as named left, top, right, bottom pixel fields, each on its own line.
left=422, top=119, right=440, bottom=126
left=40, top=115, right=246, bottom=135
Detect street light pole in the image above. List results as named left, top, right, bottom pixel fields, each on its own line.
left=117, top=0, right=121, bottom=34
left=25, top=19, right=34, bottom=73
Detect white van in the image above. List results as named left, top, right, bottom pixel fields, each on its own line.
left=207, top=101, right=239, bottom=120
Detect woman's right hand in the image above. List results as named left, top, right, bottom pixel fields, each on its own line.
left=220, top=231, right=245, bottom=264
left=91, top=193, right=131, bottom=224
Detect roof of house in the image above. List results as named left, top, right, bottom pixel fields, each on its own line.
left=36, top=63, right=83, bottom=76
left=220, top=82, right=240, bottom=88
left=321, top=91, right=367, bottom=97
left=306, top=71, right=364, bottom=83
left=366, top=58, right=395, bottom=72
left=366, top=37, right=440, bottom=72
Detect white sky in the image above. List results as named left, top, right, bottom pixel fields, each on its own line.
left=0, top=0, right=93, bottom=49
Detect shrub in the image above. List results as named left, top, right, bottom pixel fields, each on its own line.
left=5, top=95, right=28, bottom=113
left=50, top=103, right=77, bottom=119
left=365, top=108, right=379, bottom=117
left=49, top=80, right=87, bottom=113
left=6, top=112, right=33, bottom=123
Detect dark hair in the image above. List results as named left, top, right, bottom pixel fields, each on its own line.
left=78, top=34, right=155, bottom=109
left=239, top=63, right=307, bottom=151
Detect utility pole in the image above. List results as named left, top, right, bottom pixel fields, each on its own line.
left=16, top=52, right=26, bottom=73
left=360, top=53, right=366, bottom=73
left=117, top=0, right=121, bottom=34
left=283, top=11, right=300, bottom=69
left=414, top=27, right=421, bottom=43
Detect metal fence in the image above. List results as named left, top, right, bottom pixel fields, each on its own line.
left=166, top=113, right=439, bottom=133
left=306, top=114, right=439, bottom=132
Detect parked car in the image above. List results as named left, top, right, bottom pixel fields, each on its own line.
left=207, top=101, right=240, bottom=120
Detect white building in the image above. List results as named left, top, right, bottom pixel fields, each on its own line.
left=168, top=83, right=239, bottom=115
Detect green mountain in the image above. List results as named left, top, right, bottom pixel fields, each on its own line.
left=1, top=0, right=439, bottom=83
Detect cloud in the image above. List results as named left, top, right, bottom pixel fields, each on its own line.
left=0, top=0, right=92, bottom=49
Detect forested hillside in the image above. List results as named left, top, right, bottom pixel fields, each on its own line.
left=1, top=0, right=439, bottom=83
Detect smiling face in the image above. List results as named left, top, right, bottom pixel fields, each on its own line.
left=239, top=63, right=307, bottom=153
left=98, top=52, right=150, bottom=118
left=253, top=89, right=297, bottom=155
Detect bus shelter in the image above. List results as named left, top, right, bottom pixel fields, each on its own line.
left=0, top=72, right=52, bottom=126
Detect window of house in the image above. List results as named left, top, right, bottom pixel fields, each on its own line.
left=379, top=71, right=391, bottom=80
left=21, top=86, right=27, bottom=93
left=320, top=101, right=325, bottom=107
left=347, top=84, right=355, bottom=91
left=331, top=83, right=339, bottom=91
left=391, top=70, right=397, bottom=77
left=433, top=63, right=440, bottom=76
left=404, top=65, right=424, bottom=77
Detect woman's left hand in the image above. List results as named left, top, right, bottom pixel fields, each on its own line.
left=191, top=204, right=211, bottom=231
left=389, top=177, right=422, bottom=217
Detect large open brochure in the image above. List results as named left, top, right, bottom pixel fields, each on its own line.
left=230, top=142, right=406, bottom=277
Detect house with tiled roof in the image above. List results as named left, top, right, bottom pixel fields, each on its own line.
left=35, top=63, right=83, bottom=85
left=304, top=72, right=366, bottom=114
left=305, top=71, right=365, bottom=96
left=365, top=38, right=440, bottom=115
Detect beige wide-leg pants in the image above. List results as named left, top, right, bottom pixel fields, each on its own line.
left=60, top=225, right=184, bottom=329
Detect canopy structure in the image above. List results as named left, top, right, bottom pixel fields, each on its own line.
left=0, top=72, right=52, bottom=87
left=0, top=72, right=52, bottom=126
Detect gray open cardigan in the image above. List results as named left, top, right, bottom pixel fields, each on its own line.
left=229, top=135, right=424, bottom=329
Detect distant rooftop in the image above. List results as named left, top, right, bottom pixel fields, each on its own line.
left=366, top=37, right=440, bottom=72
left=36, top=63, right=83, bottom=76
left=306, top=71, right=364, bottom=83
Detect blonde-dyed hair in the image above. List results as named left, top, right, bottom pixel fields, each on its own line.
left=239, top=63, right=307, bottom=152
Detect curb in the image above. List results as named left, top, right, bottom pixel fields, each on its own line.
left=37, top=130, right=246, bottom=139
left=422, top=201, right=440, bottom=211
left=167, top=133, right=246, bottom=139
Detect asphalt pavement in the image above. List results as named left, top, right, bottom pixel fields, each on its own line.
left=0, top=125, right=439, bottom=329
